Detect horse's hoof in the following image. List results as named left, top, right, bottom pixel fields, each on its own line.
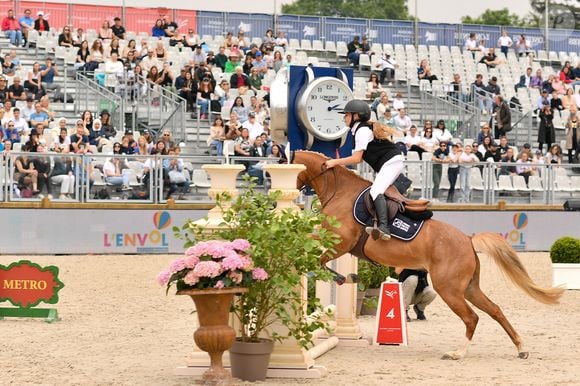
left=441, top=352, right=461, bottom=360
left=346, top=273, right=359, bottom=284
left=518, top=351, right=529, bottom=359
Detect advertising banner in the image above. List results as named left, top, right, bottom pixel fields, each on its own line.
left=324, top=17, right=367, bottom=44
left=418, top=23, right=457, bottom=47
left=226, top=13, right=273, bottom=39
left=459, top=24, right=501, bottom=46
left=370, top=19, right=414, bottom=46
left=374, top=282, right=407, bottom=345
left=19, top=1, right=69, bottom=29
left=506, top=27, right=545, bottom=51
left=196, top=11, right=226, bottom=38
left=124, top=7, right=168, bottom=34
left=70, top=4, right=122, bottom=31
left=174, top=9, right=197, bottom=36
left=277, top=15, right=322, bottom=41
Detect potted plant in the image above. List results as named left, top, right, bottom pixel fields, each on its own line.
left=175, top=182, right=341, bottom=381
left=357, top=260, right=391, bottom=316
left=550, top=236, right=580, bottom=290
left=157, top=239, right=268, bottom=384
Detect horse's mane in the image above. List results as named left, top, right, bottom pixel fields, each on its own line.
left=297, top=150, right=371, bottom=186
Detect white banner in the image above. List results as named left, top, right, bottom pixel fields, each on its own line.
left=0, top=210, right=577, bottom=254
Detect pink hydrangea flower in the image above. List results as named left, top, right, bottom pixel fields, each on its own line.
left=222, top=252, right=246, bottom=270
left=230, top=239, right=250, bottom=251
left=214, top=280, right=225, bottom=289
left=169, top=258, right=187, bottom=274
left=193, top=261, right=223, bottom=278
left=228, top=271, right=243, bottom=284
left=157, top=269, right=171, bottom=286
left=252, top=268, right=268, bottom=281
left=183, top=270, right=199, bottom=286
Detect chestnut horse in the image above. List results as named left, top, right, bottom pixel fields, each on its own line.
left=293, top=151, right=564, bottom=360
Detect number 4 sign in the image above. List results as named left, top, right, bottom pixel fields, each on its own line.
left=374, top=281, right=408, bottom=345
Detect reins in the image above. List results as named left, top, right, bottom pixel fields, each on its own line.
left=297, top=164, right=337, bottom=210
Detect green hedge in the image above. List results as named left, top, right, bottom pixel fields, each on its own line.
left=550, top=237, right=580, bottom=264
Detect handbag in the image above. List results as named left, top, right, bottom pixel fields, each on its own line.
left=168, top=169, right=187, bottom=184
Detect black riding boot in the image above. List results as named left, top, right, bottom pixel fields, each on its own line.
left=365, top=195, right=391, bottom=240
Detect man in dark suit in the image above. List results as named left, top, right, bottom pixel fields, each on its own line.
left=495, top=95, right=511, bottom=140
left=514, top=67, right=532, bottom=92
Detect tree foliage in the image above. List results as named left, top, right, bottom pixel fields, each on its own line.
left=282, top=0, right=410, bottom=21
left=460, top=7, right=537, bottom=27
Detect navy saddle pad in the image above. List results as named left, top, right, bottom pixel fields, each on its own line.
left=353, top=187, right=426, bottom=241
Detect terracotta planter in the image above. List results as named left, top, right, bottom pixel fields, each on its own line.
left=177, top=287, right=248, bottom=383
left=229, top=338, right=274, bottom=382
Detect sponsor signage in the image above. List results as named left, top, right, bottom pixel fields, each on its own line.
left=374, top=282, right=407, bottom=345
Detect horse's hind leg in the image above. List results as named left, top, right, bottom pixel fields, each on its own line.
left=432, top=284, right=479, bottom=360
left=465, top=281, right=528, bottom=359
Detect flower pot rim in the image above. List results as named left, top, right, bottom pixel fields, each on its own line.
left=177, top=287, right=249, bottom=296
left=234, top=337, right=274, bottom=343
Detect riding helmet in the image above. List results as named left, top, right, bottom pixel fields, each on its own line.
left=341, top=99, right=371, bottom=122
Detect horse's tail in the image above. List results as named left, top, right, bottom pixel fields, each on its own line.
left=471, top=232, right=564, bottom=305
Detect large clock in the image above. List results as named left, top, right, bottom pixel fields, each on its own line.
left=296, top=67, right=354, bottom=149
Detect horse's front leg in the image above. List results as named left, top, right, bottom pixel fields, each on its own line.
left=321, top=254, right=359, bottom=285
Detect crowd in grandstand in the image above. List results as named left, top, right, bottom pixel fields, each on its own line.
left=1, top=8, right=580, bottom=201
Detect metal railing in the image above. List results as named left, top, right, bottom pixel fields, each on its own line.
left=75, top=72, right=125, bottom=133
left=2, top=152, right=579, bottom=205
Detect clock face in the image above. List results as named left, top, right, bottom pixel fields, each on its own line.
left=298, top=76, right=354, bottom=141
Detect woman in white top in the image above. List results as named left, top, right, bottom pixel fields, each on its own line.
left=497, top=30, right=512, bottom=57
left=421, top=122, right=438, bottom=153
left=458, top=144, right=479, bottom=203
left=433, top=119, right=453, bottom=152
left=25, top=62, right=43, bottom=96
left=392, top=92, right=405, bottom=110
left=366, top=73, right=383, bottom=99
left=376, top=94, right=390, bottom=119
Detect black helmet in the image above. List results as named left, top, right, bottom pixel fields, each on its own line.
left=341, top=99, right=371, bottom=122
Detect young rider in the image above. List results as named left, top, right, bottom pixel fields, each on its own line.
left=323, top=99, right=404, bottom=240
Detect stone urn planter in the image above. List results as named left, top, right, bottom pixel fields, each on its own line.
left=177, top=287, right=248, bottom=383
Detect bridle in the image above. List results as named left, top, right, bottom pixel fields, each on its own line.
left=296, top=163, right=337, bottom=210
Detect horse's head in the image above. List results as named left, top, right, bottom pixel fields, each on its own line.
left=292, top=150, right=330, bottom=190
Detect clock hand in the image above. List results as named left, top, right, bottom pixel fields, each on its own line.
left=327, top=104, right=343, bottom=112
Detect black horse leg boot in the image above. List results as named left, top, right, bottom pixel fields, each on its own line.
left=365, top=194, right=391, bottom=240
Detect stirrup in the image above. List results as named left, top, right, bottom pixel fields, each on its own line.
left=365, top=226, right=391, bottom=241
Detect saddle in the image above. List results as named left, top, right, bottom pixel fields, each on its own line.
left=364, top=185, right=430, bottom=222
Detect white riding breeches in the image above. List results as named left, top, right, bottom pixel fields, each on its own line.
left=369, top=155, right=405, bottom=200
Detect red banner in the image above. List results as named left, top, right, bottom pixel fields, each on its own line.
left=18, top=1, right=69, bottom=30
left=175, top=9, right=197, bottom=35
left=70, top=4, right=121, bottom=31
left=124, top=7, right=167, bottom=35
left=0, top=260, right=64, bottom=308
left=374, top=282, right=408, bottom=345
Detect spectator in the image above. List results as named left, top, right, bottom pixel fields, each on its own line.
left=8, top=77, right=26, bottom=105
left=248, top=67, right=263, bottom=94
left=70, top=119, right=89, bottom=153
left=0, top=76, right=8, bottom=102
left=476, top=123, right=492, bottom=144
left=72, top=28, right=86, bottom=47
left=18, top=9, right=33, bottom=46
left=234, top=127, right=253, bottom=170
left=197, top=77, right=214, bottom=120
left=537, top=89, right=551, bottom=112
left=140, top=49, right=160, bottom=73
left=214, top=46, right=228, bottom=72
left=242, top=111, right=263, bottom=141
left=152, top=19, right=164, bottom=38
left=431, top=142, right=448, bottom=200
left=53, top=126, right=71, bottom=152
left=538, top=105, right=555, bottom=153
left=224, top=51, right=241, bottom=73
left=118, top=134, right=135, bottom=155
left=162, top=14, right=178, bottom=38
left=224, top=31, right=235, bottom=49
left=480, top=47, right=502, bottom=69
left=347, top=36, right=362, bottom=66
left=562, top=88, right=575, bottom=110
left=25, top=62, right=44, bottom=98
left=404, top=125, right=426, bottom=159
left=3, top=120, right=21, bottom=144
left=207, top=117, right=225, bottom=156
left=98, top=20, right=113, bottom=40
left=530, top=69, right=543, bottom=89
left=366, top=73, right=383, bottom=99
left=376, top=93, right=390, bottom=120
left=50, top=152, right=75, bottom=199
left=183, top=29, right=199, bottom=49
left=542, top=74, right=555, bottom=94
left=25, top=125, right=41, bottom=151
left=75, top=40, right=90, bottom=71
left=515, top=67, right=532, bottom=92
left=190, top=45, right=206, bottom=67
left=215, top=79, right=231, bottom=106
left=111, top=17, right=125, bottom=39
left=105, top=37, right=121, bottom=59
left=177, top=70, right=197, bottom=113
left=497, top=30, right=512, bottom=57
left=516, top=152, right=534, bottom=184
left=14, top=151, right=40, bottom=195
left=458, top=144, right=479, bottom=202
left=483, top=142, right=502, bottom=162
left=433, top=119, right=453, bottom=152
left=447, top=143, right=461, bottom=202
left=252, top=51, right=268, bottom=76
left=275, top=31, right=288, bottom=48
left=121, top=39, right=137, bottom=61
left=464, top=32, right=478, bottom=58
left=32, top=144, right=51, bottom=196
left=394, top=108, right=412, bottom=134
left=375, top=52, right=398, bottom=85
left=230, top=66, right=250, bottom=90
left=499, top=147, right=517, bottom=176
left=396, top=268, right=437, bottom=322
left=8, top=108, right=28, bottom=134
left=80, top=110, right=93, bottom=133
left=449, top=73, right=468, bottom=103
left=421, top=122, right=438, bottom=153
left=100, top=110, right=115, bottom=139
left=33, top=11, right=49, bottom=34
left=2, top=53, right=16, bottom=76
left=471, top=73, right=488, bottom=113
left=206, top=50, right=217, bottom=67
left=515, top=34, right=531, bottom=57
left=58, top=26, right=74, bottom=47
left=551, top=75, right=567, bottom=95
left=494, top=95, right=511, bottom=140
left=545, top=144, right=563, bottom=165
left=163, top=146, right=190, bottom=200
left=550, top=91, right=564, bottom=115
left=565, top=109, right=579, bottom=164
left=157, top=62, right=175, bottom=91
left=103, top=156, right=131, bottom=190
left=40, top=57, right=60, bottom=94
left=85, top=40, right=105, bottom=72
left=29, top=102, right=49, bottom=131
left=20, top=97, right=35, bottom=123
left=225, top=112, right=242, bottom=140
left=89, top=118, right=108, bottom=151
left=417, top=59, right=438, bottom=84
left=236, top=30, right=248, bottom=52
left=0, top=100, right=14, bottom=122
